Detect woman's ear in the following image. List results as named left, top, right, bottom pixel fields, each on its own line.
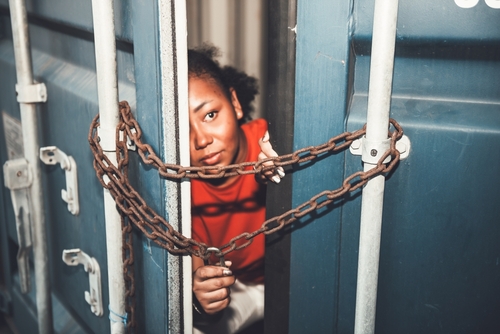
left=230, top=88, right=244, bottom=120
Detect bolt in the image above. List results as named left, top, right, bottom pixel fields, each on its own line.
left=370, top=149, right=378, bottom=157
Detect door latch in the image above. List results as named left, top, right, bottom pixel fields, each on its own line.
left=62, top=249, right=103, bottom=316
left=3, top=158, right=33, bottom=294
left=39, top=146, right=79, bottom=215
left=350, top=134, right=411, bottom=163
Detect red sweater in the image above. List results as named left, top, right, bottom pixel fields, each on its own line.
left=191, top=119, right=267, bottom=283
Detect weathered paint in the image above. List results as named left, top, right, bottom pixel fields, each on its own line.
left=289, top=0, right=353, bottom=332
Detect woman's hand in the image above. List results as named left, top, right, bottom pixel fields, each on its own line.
left=257, top=131, right=285, bottom=184
left=193, top=261, right=235, bottom=315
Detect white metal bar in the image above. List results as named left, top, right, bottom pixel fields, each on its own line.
left=158, top=0, right=192, bottom=332
left=90, top=0, right=125, bottom=333
left=175, top=0, right=193, bottom=330
left=8, top=0, right=53, bottom=333
left=354, top=0, right=400, bottom=334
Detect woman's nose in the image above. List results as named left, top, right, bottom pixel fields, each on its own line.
left=191, top=125, right=213, bottom=150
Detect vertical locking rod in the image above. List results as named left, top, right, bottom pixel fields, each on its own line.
left=90, top=0, right=125, bottom=333
left=354, top=0, right=400, bottom=334
left=8, top=0, right=52, bottom=333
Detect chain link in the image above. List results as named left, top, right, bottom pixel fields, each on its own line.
left=88, top=101, right=403, bottom=329
left=89, top=101, right=403, bottom=258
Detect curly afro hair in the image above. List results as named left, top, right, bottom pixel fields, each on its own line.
left=188, top=44, right=259, bottom=124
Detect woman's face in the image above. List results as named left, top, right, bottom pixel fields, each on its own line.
left=188, top=75, right=246, bottom=170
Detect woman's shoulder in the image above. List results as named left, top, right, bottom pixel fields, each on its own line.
left=242, top=119, right=268, bottom=162
left=241, top=118, right=268, bottom=138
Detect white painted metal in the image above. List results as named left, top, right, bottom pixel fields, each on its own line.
left=8, top=0, right=53, bottom=332
left=349, top=135, right=411, bottom=162
left=485, top=0, right=500, bottom=8
left=62, top=249, right=103, bottom=317
left=39, top=146, right=80, bottom=215
left=90, top=0, right=125, bottom=332
left=158, top=0, right=192, bottom=332
left=15, top=82, right=47, bottom=103
left=354, top=0, right=400, bottom=333
left=3, top=158, right=33, bottom=294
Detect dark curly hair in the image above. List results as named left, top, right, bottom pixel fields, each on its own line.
left=188, top=44, right=258, bottom=124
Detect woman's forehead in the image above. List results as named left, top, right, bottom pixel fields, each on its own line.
left=189, top=76, right=229, bottom=99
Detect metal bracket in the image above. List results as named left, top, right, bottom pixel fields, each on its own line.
left=62, top=249, right=103, bottom=317
left=15, top=82, right=47, bottom=103
left=350, top=134, right=411, bottom=163
left=39, top=146, right=79, bottom=215
left=3, top=158, right=33, bottom=294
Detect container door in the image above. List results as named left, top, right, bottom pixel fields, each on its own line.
left=340, top=2, right=500, bottom=333
left=0, top=1, right=187, bottom=332
left=265, top=1, right=500, bottom=333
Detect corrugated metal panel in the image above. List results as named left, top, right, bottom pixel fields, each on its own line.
left=288, top=0, right=352, bottom=332
left=339, top=2, right=500, bottom=332
left=0, top=1, right=186, bottom=332
left=283, top=0, right=500, bottom=333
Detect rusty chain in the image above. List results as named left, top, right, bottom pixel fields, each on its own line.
left=89, top=100, right=403, bottom=258
left=88, top=101, right=403, bottom=329
left=121, top=213, right=135, bottom=330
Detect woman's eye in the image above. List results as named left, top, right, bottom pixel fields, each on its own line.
left=204, top=111, right=216, bottom=121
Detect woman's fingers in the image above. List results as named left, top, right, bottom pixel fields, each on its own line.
left=193, top=264, right=236, bottom=314
left=258, top=131, right=285, bottom=183
left=203, top=295, right=231, bottom=314
left=195, top=265, right=233, bottom=281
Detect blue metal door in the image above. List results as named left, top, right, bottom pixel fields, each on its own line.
left=265, top=0, right=500, bottom=333
left=1, top=1, right=500, bottom=333
left=0, top=1, right=182, bottom=333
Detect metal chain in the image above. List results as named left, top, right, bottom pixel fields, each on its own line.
left=88, top=101, right=403, bottom=329
left=88, top=101, right=403, bottom=259
left=121, top=213, right=136, bottom=330
left=117, top=101, right=369, bottom=180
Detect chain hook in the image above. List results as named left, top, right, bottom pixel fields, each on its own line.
left=204, top=247, right=226, bottom=267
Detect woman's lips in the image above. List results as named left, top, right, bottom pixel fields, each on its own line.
left=201, top=152, right=221, bottom=165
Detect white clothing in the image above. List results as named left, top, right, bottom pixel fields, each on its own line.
left=193, top=280, right=264, bottom=334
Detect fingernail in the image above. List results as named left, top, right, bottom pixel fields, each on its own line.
left=277, top=168, right=285, bottom=178
left=223, top=269, right=233, bottom=276
left=272, top=175, right=281, bottom=184
left=262, top=131, right=269, bottom=142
